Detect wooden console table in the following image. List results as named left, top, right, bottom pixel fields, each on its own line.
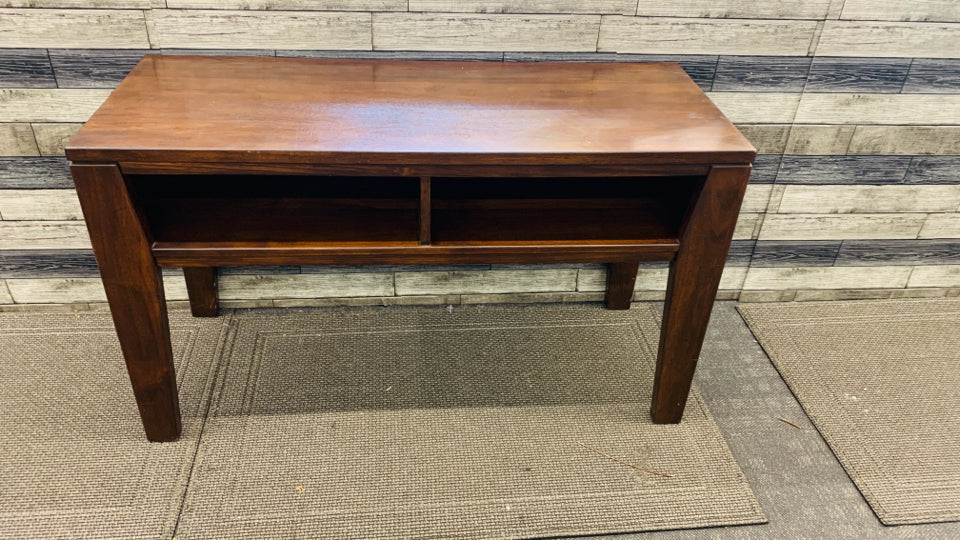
left=66, top=56, right=755, bottom=442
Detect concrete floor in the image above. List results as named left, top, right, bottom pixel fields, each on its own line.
left=600, top=302, right=960, bottom=540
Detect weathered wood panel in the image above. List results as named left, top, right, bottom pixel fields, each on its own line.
left=777, top=185, right=960, bottom=213
left=707, top=93, right=801, bottom=123
left=919, top=214, right=960, bottom=239
left=712, top=56, right=811, bottom=92
left=848, top=126, right=960, bottom=155
left=840, top=0, right=960, bottom=23
left=734, top=213, right=762, bottom=240
left=1, top=1, right=152, bottom=6
left=5, top=275, right=188, bottom=303
left=598, top=16, right=819, bottom=56
left=742, top=266, right=912, bottom=290
left=902, top=59, right=960, bottom=94
left=796, top=94, right=960, bottom=125
left=0, top=189, right=83, bottom=220
left=152, top=10, right=372, bottom=50
left=218, top=273, right=394, bottom=299
left=904, top=156, right=960, bottom=185
left=31, top=123, right=82, bottom=156
left=817, top=21, right=960, bottom=58
left=726, top=239, right=756, bottom=266
left=634, top=0, right=834, bottom=19
left=836, top=239, right=960, bottom=265
left=0, top=157, right=72, bottom=189
left=373, top=13, right=601, bottom=51
left=409, top=0, right=634, bottom=14
left=0, top=89, right=110, bottom=122
left=0, top=124, right=39, bottom=156
left=758, top=214, right=927, bottom=240
left=0, top=49, right=56, bottom=88
left=749, top=154, right=783, bottom=184
left=504, top=52, right=718, bottom=89
left=0, top=281, right=11, bottom=304
left=0, top=221, right=90, bottom=249
left=168, top=0, right=405, bottom=9
left=576, top=265, right=746, bottom=291
left=0, top=9, right=150, bottom=48
left=776, top=155, right=913, bottom=185
left=395, top=269, right=578, bottom=295
left=48, top=49, right=151, bottom=89
left=907, top=265, right=960, bottom=288
left=0, top=249, right=98, bottom=278
left=751, top=240, right=842, bottom=267
left=805, top=57, right=911, bottom=93
left=735, top=124, right=790, bottom=154
left=741, top=184, right=772, bottom=213
left=784, top=125, right=855, bottom=155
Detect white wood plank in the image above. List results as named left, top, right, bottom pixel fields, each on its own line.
left=0, top=9, right=150, bottom=48
left=152, top=9, right=372, bottom=50
left=758, top=214, right=927, bottom=240
left=576, top=266, right=745, bottom=291
left=598, top=16, right=818, bottom=55
left=0, top=123, right=39, bottom=156
left=777, top=186, right=960, bottom=214
left=796, top=94, right=960, bottom=125
left=735, top=124, right=790, bottom=154
left=635, top=0, right=832, bottom=19
left=841, top=0, right=960, bottom=23
left=1, top=1, right=150, bottom=6
left=395, top=269, right=577, bottom=295
left=919, top=213, right=960, bottom=239
left=5, top=275, right=188, bottom=303
left=734, top=212, right=761, bottom=240
left=219, top=273, right=394, bottom=299
left=908, top=265, right=960, bottom=287
left=373, top=13, right=601, bottom=51
left=167, top=0, right=405, bottom=9
left=410, top=0, right=633, bottom=14
left=0, top=221, right=90, bottom=249
left=742, top=185, right=772, bottom=213
left=817, top=21, right=960, bottom=58
left=708, top=93, right=801, bottom=124
left=743, top=266, right=911, bottom=290
left=848, top=126, right=960, bottom=155
left=0, top=90, right=110, bottom=123
left=785, top=125, right=855, bottom=155
left=31, top=123, right=82, bottom=156
left=0, top=189, right=83, bottom=220
left=0, top=281, right=12, bottom=304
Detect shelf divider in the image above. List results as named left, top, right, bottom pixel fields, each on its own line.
left=419, top=176, right=431, bottom=245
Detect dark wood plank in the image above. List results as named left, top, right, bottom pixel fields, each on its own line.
left=712, top=56, right=811, bottom=92
left=503, top=52, right=718, bottom=90
left=750, top=240, right=842, bottom=267
left=0, top=157, right=73, bottom=189
left=48, top=49, right=152, bottom=88
left=419, top=176, right=431, bottom=245
left=651, top=165, right=750, bottom=424
left=805, top=57, right=911, bottom=93
left=0, top=49, right=56, bottom=88
left=604, top=260, right=639, bottom=309
left=726, top=239, right=756, bottom=266
left=904, top=156, right=960, bottom=184
left=836, top=239, right=960, bottom=266
left=776, top=155, right=912, bottom=185
left=902, top=59, right=960, bottom=94
left=71, top=163, right=181, bottom=442
left=0, top=249, right=99, bottom=278
left=749, top=154, right=782, bottom=184
left=65, top=56, right=756, bottom=165
left=183, top=266, right=218, bottom=317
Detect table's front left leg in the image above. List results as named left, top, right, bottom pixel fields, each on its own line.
left=72, top=163, right=181, bottom=442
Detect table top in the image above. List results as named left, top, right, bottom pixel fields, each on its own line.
left=66, top=55, right=756, bottom=166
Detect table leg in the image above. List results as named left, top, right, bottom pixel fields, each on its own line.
left=605, top=260, right=639, bottom=309
left=651, top=165, right=751, bottom=423
left=71, top=163, right=181, bottom=442
left=183, top=267, right=219, bottom=317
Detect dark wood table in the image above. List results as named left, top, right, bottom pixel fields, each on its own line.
left=66, top=56, right=755, bottom=442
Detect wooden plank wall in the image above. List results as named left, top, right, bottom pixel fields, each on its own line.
left=1, top=1, right=959, bottom=308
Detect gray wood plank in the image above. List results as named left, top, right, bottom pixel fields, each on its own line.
left=836, top=239, right=960, bottom=266
left=712, top=56, right=811, bottom=92
left=0, top=157, right=72, bottom=189
left=0, top=249, right=98, bottom=278
left=0, top=49, right=56, bottom=88
left=503, top=52, right=717, bottom=90
left=776, top=155, right=912, bottom=185
left=750, top=240, right=842, bottom=267
left=750, top=154, right=783, bottom=184
left=48, top=49, right=152, bottom=88
left=727, top=239, right=756, bottom=266
left=902, top=58, right=960, bottom=94
left=805, top=57, right=911, bottom=93
left=904, top=156, right=960, bottom=184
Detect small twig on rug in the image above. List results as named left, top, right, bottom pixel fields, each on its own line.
left=777, top=417, right=801, bottom=429
left=578, top=443, right=674, bottom=478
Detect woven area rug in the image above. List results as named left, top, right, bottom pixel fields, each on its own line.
left=176, top=303, right=765, bottom=539
left=739, top=299, right=960, bottom=526
left=0, top=310, right=230, bottom=539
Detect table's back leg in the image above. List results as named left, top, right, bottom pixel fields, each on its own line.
left=183, top=267, right=219, bottom=317
left=605, top=260, right=640, bottom=309
left=651, top=165, right=750, bottom=424
left=71, top=163, right=182, bottom=442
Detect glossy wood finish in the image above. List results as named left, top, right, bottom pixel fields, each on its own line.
left=66, top=56, right=755, bottom=166
left=652, top=165, right=752, bottom=423
left=67, top=57, right=756, bottom=438
left=70, top=163, right=181, bottom=442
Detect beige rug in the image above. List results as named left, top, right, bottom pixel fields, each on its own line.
left=0, top=310, right=230, bottom=539
left=739, top=299, right=960, bottom=525
left=176, top=304, right=765, bottom=539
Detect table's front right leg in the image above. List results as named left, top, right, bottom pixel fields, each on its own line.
left=72, top=163, right=181, bottom=442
